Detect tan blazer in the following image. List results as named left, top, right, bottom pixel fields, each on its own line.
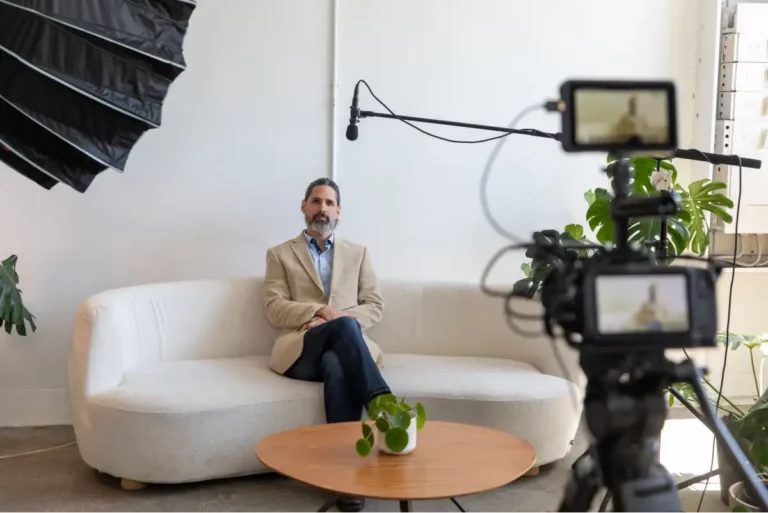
left=263, top=231, right=384, bottom=375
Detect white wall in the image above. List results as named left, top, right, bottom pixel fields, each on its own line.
left=0, top=0, right=719, bottom=426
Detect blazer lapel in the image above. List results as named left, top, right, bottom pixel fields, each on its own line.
left=291, top=233, right=324, bottom=294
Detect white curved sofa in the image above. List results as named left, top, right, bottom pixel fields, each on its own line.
left=68, top=278, right=583, bottom=485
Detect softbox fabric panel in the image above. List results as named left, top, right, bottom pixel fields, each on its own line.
left=0, top=0, right=196, bottom=192
left=0, top=50, right=148, bottom=170
left=0, top=2, right=171, bottom=126
left=0, top=100, right=105, bottom=192
left=0, top=142, right=59, bottom=190
left=2, top=0, right=194, bottom=69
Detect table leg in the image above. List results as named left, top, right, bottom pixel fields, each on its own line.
left=317, top=495, right=341, bottom=512
left=399, top=500, right=410, bottom=512
left=450, top=498, right=466, bottom=512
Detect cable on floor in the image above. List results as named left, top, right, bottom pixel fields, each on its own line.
left=0, top=441, right=76, bottom=461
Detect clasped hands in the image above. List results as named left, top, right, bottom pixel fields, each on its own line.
left=299, top=305, right=358, bottom=332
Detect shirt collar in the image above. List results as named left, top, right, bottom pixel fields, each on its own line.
left=304, top=230, right=334, bottom=251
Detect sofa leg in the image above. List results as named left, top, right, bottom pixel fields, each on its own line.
left=121, top=478, right=146, bottom=490
left=524, top=465, right=540, bottom=477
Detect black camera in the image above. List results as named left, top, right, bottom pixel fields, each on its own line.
left=540, top=249, right=719, bottom=353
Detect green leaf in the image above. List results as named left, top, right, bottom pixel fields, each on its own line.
left=751, top=435, right=768, bottom=467
left=385, top=402, right=399, bottom=416
left=0, top=255, right=35, bottom=337
left=716, top=332, right=744, bottom=351
left=356, top=438, right=372, bottom=457
left=584, top=190, right=596, bottom=206
left=668, top=391, right=675, bottom=407
left=375, top=393, right=397, bottom=408
left=375, top=417, right=391, bottom=433
left=585, top=188, right=615, bottom=244
left=385, top=427, right=409, bottom=453
left=520, top=262, right=532, bottom=278
left=416, top=402, right=426, bottom=430
left=564, top=224, right=584, bottom=240
left=393, top=411, right=411, bottom=430
left=683, top=179, right=734, bottom=256
left=361, top=422, right=374, bottom=444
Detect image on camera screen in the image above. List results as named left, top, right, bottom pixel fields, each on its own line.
left=574, top=89, right=670, bottom=146
left=595, top=274, right=689, bottom=334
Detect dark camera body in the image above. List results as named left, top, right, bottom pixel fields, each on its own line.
left=540, top=251, right=719, bottom=352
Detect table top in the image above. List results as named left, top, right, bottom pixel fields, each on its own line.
left=255, top=421, right=536, bottom=501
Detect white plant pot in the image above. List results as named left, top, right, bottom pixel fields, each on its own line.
left=379, top=412, right=418, bottom=455
left=729, top=480, right=768, bottom=512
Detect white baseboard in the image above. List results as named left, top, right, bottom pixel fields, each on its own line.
left=0, top=388, right=71, bottom=427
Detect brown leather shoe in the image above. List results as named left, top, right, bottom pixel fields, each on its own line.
left=336, top=495, right=365, bottom=512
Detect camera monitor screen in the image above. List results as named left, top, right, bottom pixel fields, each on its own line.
left=558, top=81, right=678, bottom=152
left=595, top=274, right=689, bottom=334
left=574, top=88, right=672, bottom=147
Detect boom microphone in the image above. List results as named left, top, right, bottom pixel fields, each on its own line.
left=346, top=83, right=360, bottom=141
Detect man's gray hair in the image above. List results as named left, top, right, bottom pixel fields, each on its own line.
left=304, top=177, right=340, bottom=205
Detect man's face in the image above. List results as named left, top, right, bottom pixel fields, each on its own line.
left=301, top=185, right=340, bottom=234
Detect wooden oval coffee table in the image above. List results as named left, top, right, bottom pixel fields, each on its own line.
left=256, top=421, right=536, bottom=512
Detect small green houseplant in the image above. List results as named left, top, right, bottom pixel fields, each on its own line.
left=0, top=255, right=36, bottom=336
left=356, top=394, right=426, bottom=457
left=514, top=155, right=734, bottom=297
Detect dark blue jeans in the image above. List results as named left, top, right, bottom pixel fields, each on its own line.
left=284, top=316, right=391, bottom=423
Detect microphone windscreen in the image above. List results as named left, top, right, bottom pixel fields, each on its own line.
left=346, top=124, right=358, bottom=141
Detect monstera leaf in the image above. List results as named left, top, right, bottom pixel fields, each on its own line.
left=679, top=179, right=734, bottom=256
left=0, top=255, right=36, bottom=336
left=586, top=158, right=729, bottom=258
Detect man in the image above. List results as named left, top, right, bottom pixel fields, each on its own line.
left=631, top=283, right=666, bottom=332
left=263, top=177, right=391, bottom=512
left=613, top=95, right=649, bottom=144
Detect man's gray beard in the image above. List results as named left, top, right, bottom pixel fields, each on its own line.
left=308, top=218, right=338, bottom=233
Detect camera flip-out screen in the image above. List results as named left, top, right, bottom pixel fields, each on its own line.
left=559, top=80, right=677, bottom=153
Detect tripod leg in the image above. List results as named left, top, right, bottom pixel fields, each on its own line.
left=559, top=446, right=602, bottom=512
left=614, top=465, right=682, bottom=512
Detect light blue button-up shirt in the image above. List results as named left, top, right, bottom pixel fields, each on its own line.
left=304, top=231, right=334, bottom=298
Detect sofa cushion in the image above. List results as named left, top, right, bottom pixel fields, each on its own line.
left=90, top=356, right=318, bottom=414
left=380, top=354, right=574, bottom=402
left=91, top=353, right=574, bottom=414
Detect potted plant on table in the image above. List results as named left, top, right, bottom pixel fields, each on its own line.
left=0, top=254, right=36, bottom=336
left=356, top=394, right=426, bottom=457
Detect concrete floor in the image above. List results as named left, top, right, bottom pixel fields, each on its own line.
left=0, top=422, right=727, bottom=512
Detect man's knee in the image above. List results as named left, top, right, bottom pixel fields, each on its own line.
left=327, top=316, right=362, bottom=336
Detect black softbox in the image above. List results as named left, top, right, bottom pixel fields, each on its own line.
left=0, top=0, right=196, bottom=192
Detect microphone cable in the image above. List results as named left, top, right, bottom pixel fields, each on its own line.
left=690, top=152, right=742, bottom=513
left=354, top=80, right=556, bottom=145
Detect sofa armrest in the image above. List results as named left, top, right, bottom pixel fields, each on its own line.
left=69, top=292, right=140, bottom=398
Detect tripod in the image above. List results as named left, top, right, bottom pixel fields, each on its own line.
left=557, top=157, right=768, bottom=512
left=558, top=352, right=765, bottom=512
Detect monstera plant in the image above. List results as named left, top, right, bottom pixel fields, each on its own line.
left=514, top=155, right=734, bottom=297
left=0, top=255, right=36, bottom=336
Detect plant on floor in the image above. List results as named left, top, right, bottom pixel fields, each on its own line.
left=513, top=155, right=734, bottom=297
left=668, top=333, right=768, bottom=477
left=355, top=394, right=426, bottom=457
left=0, top=255, right=36, bottom=336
